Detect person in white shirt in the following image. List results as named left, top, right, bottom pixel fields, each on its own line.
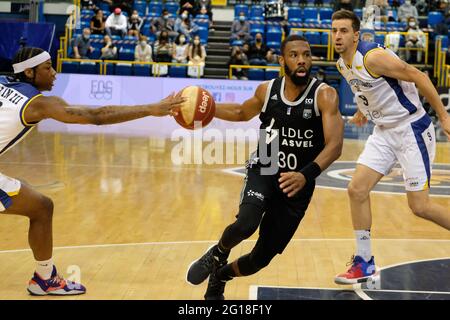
left=172, top=34, right=188, bottom=64
left=105, top=7, right=127, bottom=38
left=405, top=17, right=425, bottom=63
left=135, top=36, right=153, bottom=62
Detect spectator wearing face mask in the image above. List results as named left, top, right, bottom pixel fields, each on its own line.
left=231, top=12, right=252, bottom=43
left=154, top=31, right=174, bottom=62
left=187, top=35, right=206, bottom=77
left=228, top=46, right=249, bottom=80
left=135, top=36, right=153, bottom=62
left=151, top=9, right=178, bottom=39
left=105, top=7, right=128, bottom=38
left=72, top=28, right=94, bottom=59
left=398, top=0, right=418, bottom=22
left=405, top=17, right=425, bottom=63
left=128, top=10, right=143, bottom=37
left=172, top=34, right=189, bottom=63
left=175, top=10, right=199, bottom=43
left=247, top=33, right=269, bottom=66
left=100, top=35, right=118, bottom=60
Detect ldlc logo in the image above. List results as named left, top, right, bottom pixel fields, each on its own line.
left=90, top=80, right=113, bottom=100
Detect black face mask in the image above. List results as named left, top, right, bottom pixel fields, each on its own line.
left=256, top=38, right=262, bottom=43
left=284, top=64, right=311, bottom=86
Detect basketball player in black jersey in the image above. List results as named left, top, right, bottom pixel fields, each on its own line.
left=186, top=35, right=345, bottom=300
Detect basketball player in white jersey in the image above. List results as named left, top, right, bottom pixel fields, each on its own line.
left=330, top=10, right=450, bottom=284
left=0, top=47, right=184, bottom=295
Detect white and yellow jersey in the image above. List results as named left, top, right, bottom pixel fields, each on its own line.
left=0, top=76, right=41, bottom=156
left=337, top=40, right=426, bottom=128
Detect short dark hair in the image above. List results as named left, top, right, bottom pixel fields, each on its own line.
left=280, top=34, right=309, bottom=55
left=331, top=9, right=361, bottom=32
left=12, top=46, right=44, bottom=83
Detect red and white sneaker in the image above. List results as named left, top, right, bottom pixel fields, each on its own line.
left=335, top=255, right=377, bottom=285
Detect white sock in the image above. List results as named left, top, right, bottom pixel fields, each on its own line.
left=355, top=230, right=372, bottom=262
left=35, top=258, right=54, bottom=280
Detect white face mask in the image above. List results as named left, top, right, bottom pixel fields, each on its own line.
left=409, top=22, right=416, bottom=27
left=179, top=37, right=185, bottom=44
left=140, top=41, right=146, bottom=47
left=405, top=0, right=411, bottom=5
left=194, top=40, right=200, bottom=45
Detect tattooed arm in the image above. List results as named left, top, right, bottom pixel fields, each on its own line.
left=24, top=94, right=184, bottom=125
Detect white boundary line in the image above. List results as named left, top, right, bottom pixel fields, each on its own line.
left=1, top=238, right=450, bottom=254
left=251, top=257, right=450, bottom=300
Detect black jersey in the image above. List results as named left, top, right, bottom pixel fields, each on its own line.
left=255, top=76, right=326, bottom=173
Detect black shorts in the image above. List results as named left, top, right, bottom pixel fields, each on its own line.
left=238, top=165, right=315, bottom=254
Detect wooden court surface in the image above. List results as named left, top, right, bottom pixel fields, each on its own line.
left=0, top=130, right=448, bottom=300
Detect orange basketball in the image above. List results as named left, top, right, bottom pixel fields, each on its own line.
left=174, top=86, right=216, bottom=130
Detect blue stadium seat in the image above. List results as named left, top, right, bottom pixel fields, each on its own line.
left=230, top=39, right=244, bottom=46
left=61, top=61, right=79, bottom=74
left=428, top=11, right=443, bottom=26
left=288, top=7, right=301, bottom=21
left=134, top=64, right=152, bottom=76
left=289, top=28, right=303, bottom=36
left=98, top=1, right=109, bottom=12
left=250, top=21, right=265, bottom=38
left=386, top=21, right=400, bottom=30
left=134, top=1, right=147, bottom=16
left=79, top=61, right=99, bottom=74
left=90, top=48, right=102, bottom=59
left=435, top=35, right=449, bottom=51
left=265, top=68, right=279, bottom=80
left=197, top=27, right=209, bottom=44
left=266, top=26, right=282, bottom=43
left=287, top=19, right=302, bottom=34
left=320, top=32, right=329, bottom=45
left=303, top=8, right=318, bottom=20
left=304, top=31, right=321, bottom=45
left=375, top=34, right=385, bottom=45
left=115, top=63, right=132, bottom=75
left=165, top=2, right=179, bottom=15
left=319, top=8, right=333, bottom=20
left=91, top=34, right=103, bottom=40
left=250, top=5, right=264, bottom=20
left=194, top=17, right=209, bottom=29
left=321, top=19, right=332, bottom=28
left=248, top=68, right=265, bottom=81
left=266, top=41, right=281, bottom=54
left=169, top=66, right=187, bottom=78
left=119, top=49, right=134, bottom=61
left=304, top=19, right=320, bottom=28
left=234, top=4, right=249, bottom=18
left=104, top=63, right=115, bottom=75
left=148, top=2, right=163, bottom=16
left=354, top=9, right=363, bottom=19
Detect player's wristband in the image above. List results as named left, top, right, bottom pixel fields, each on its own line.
left=299, top=162, right=322, bottom=183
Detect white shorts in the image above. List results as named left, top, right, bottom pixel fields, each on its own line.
left=357, top=114, right=436, bottom=192
left=0, top=172, right=21, bottom=211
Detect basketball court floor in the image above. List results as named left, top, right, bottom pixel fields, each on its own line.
left=0, top=125, right=448, bottom=300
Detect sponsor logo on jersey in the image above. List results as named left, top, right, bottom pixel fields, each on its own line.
left=271, top=94, right=278, bottom=100
left=349, top=79, right=373, bottom=88
left=303, top=109, right=312, bottom=119
left=247, top=190, right=265, bottom=201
